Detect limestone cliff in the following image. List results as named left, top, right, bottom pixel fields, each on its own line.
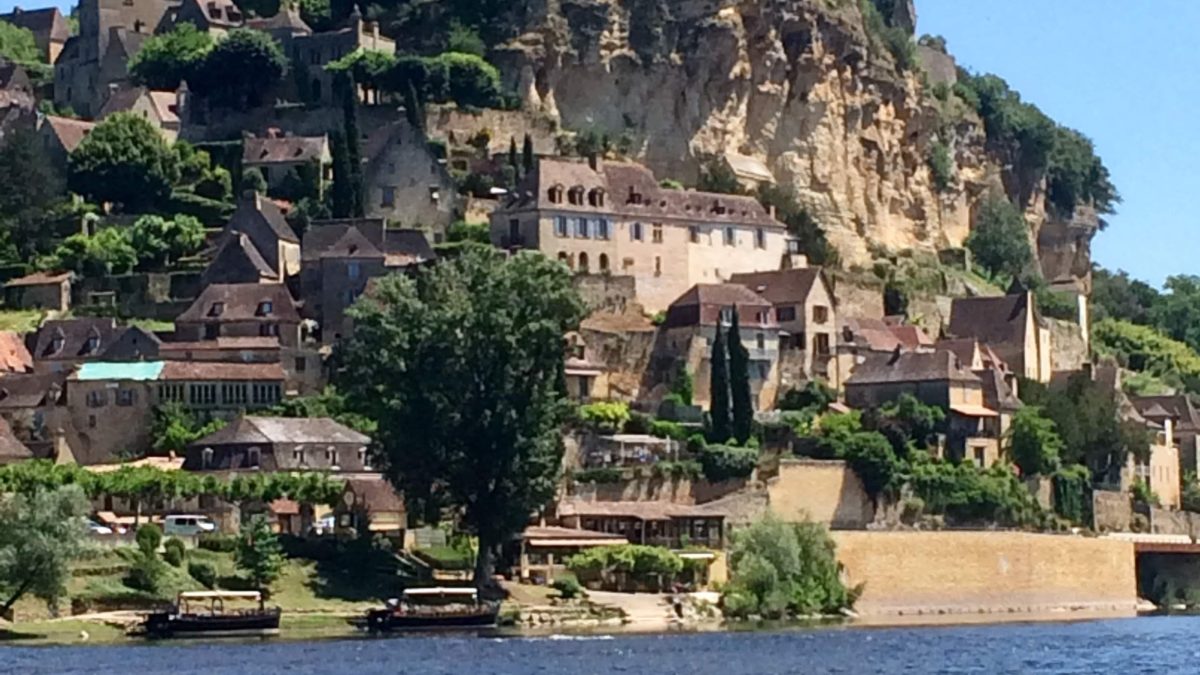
left=491, top=0, right=1080, bottom=275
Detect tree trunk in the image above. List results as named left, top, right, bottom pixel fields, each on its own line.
left=473, top=538, right=495, bottom=591
left=1, top=569, right=39, bottom=614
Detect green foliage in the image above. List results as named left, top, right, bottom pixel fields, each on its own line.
left=264, top=386, right=376, bottom=435
left=659, top=178, right=683, bottom=190
left=567, top=545, right=684, bottom=591
left=124, top=551, right=167, bottom=593
left=722, top=514, right=850, bottom=619
left=1032, top=282, right=1078, bottom=321
left=163, top=537, right=187, bottom=567
left=551, top=576, right=584, bottom=599
left=965, top=195, right=1032, bottom=281
left=337, top=246, right=585, bottom=581
left=1052, top=464, right=1091, bottom=524
left=697, top=155, right=743, bottom=195
left=1130, top=478, right=1160, bottom=508
left=1182, top=473, right=1200, bottom=514
left=195, top=28, right=286, bottom=110
left=136, top=524, right=163, bottom=557
left=0, top=20, right=40, bottom=65
left=1091, top=266, right=1159, bottom=325
left=49, top=228, right=138, bottom=277
left=709, top=325, right=732, bottom=443
left=1008, top=406, right=1063, bottom=476
left=572, top=467, right=623, bottom=484
left=859, top=0, right=916, bottom=72
left=446, top=220, right=491, bottom=244
left=129, top=23, right=214, bottom=90
left=68, top=113, right=179, bottom=211
left=329, top=131, right=353, bottom=218
left=648, top=420, right=687, bottom=442
left=696, top=444, right=758, bottom=482
left=578, top=401, right=631, bottom=433
left=197, top=533, right=239, bottom=553
left=236, top=515, right=284, bottom=591
left=1019, top=373, right=1151, bottom=481
left=0, top=485, right=90, bottom=613
left=1092, top=318, right=1200, bottom=395
left=151, top=402, right=225, bottom=456
left=298, top=0, right=334, bottom=31
left=1150, top=276, right=1200, bottom=355
left=386, top=52, right=503, bottom=109
left=326, top=48, right=396, bottom=100
left=447, top=20, right=486, bottom=57
left=755, top=184, right=836, bottom=266
left=0, top=128, right=68, bottom=258
left=867, top=393, right=946, bottom=457
left=188, top=560, right=217, bottom=588
left=727, top=310, right=753, bottom=445
left=1046, top=127, right=1119, bottom=217
left=242, top=167, right=268, bottom=196
left=653, top=459, right=702, bottom=480
left=670, top=365, right=694, bottom=406
left=907, top=456, right=1043, bottom=527
left=927, top=140, right=955, bottom=192
left=129, top=214, right=206, bottom=271
left=336, top=71, right=365, bottom=218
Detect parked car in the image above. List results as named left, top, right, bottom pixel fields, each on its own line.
left=163, top=515, right=218, bottom=537
left=86, top=519, right=114, bottom=536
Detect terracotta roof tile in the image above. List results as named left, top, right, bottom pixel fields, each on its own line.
left=845, top=350, right=982, bottom=386
left=243, top=135, right=328, bottom=165
left=43, top=116, right=95, bottom=153
left=177, top=283, right=299, bottom=323
left=558, top=500, right=727, bottom=520
left=159, top=361, right=285, bottom=381
left=5, top=271, right=71, bottom=287
left=729, top=268, right=826, bottom=306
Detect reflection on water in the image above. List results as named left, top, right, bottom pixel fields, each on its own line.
left=5, top=615, right=1198, bottom=674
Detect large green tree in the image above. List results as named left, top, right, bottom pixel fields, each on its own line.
left=1151, top=275, right=1200, bottom=354
left=709, top=323, right=732, bottom=442
left=129, top=214, right=207, bottom=270
left=68, top=113, right=179, bottom=211
left=965, top=195, right=1032, bottom=281
left=727, top=309, right=753, bottom=445
left=336, top=71, right=365, bottom=217
left=0, top=485, right=90, bottom=615
left=0, top=21, right=40, bottom=65
left=0, top=128, right=67, bottom=258
left=195, top=28, right=286, bottom=110
left=1007, top=406, right=1063, bottom=476
left=129, top=23, right=214, bottom=90
left=49, top=228, right=138, bottom=277
left=235, top=515, right=284, bottom=592
left=337, top=245, right=585, bottom=584
left=329, top=130, right=354, bottom=218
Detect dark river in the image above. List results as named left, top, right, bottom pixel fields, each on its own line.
left=5, top=616, right=1196, bottom=674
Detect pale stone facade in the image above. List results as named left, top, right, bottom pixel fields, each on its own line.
left=491, top=157, right=790, bottom=313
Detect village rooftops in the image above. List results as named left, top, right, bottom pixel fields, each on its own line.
left=42, top=116, right=95, bottom=153
left=98, top=86, right=179, bottom=124
left=845, top=349, right=982, bottom=386
left=502, top=157, right=784, bottom=228
left=557, top=500, right=727, bottom=521
left=0, top=417, right=32, bottom=465
left=0, top=372, right=65, bottom=409
left=663, top=283, right=776, bottom=329
left=243, top=134, right=329, bottom=166
left=190, top=415, right=370, bottom=447
left=0, top=331, right=32, bottom=374
left=0, top=7, right=70, bottom=43
left=177, top=283, right=300, bottom=324
left=841, top=317, right=933, bottom=353
left=4, top=271, right=72, bottom=287
left=1131, top=396, right=1200, bottom=432
left=70, top=360, right=286, bottom=382
left=520, top=526, right=628, bottom=547
left=948, top=293, right=1039, bottom=344
left=303, top=220, right=435, bottom=266
left=245, top=5, right=312, bottom=33
left=729, top=268, right=826, bottom=307
left=30, top=317, right=120, bottom=361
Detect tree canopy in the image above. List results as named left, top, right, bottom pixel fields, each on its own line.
left=336, top=245, right=585, bottom=584
left=0, top=20, right=40, bottom=65
left=0, top=127, right=69, bottom=259
left=68, top=113, right=179, bottom=212
left=236, top=515, right=284, bottom=591
left=965, top=195, right=1032, bottom=282
left=1008, top=406, right=1063, bottom=477
left=0, top=485, right=90, bottom=614
left=194, top=28, right=286, bottom=110
left=129, top=23, right=214, bottom=90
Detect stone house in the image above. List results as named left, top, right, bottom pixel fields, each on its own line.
left=98, top=84, right=184, bottom=141
left=169, top=0, right=244, bottom=37
left=1131, top=395, right=1200, bottom=478
left=4, top=271, right=73, bottom=312
left=54, top=0, right=174, bottom=117
left=290, top=8, right=395, bottom=104
left=557, top=500, right=727, bottom=550
left=729, top=267, right=837, bottom=388
left=844, top=349, right=1003, bottom=467
left=37, top=115, right=95, bottom=174
left=564, top=331, right=606, bottom=402
left=1123, top=407, right=1182, bottom=511
left=299, top=220, right=434, bottom=343
left=948, top=290, right=1052, bottom=383
left=0, top=371, right=67, bottom=454
left=0, top=7, right=70, bottom=64
left=245, top=5, right=311, bottom=52
left=0, top=60, right=35, bottom=142
left=241, top=132, right=331, bottom=194
left=27, top=318, right=160, bottom=373
left=361, top=120, right=458, bottom=236
left=657, top=283, right=781, bottom=411
left=203, top=192, right=301, bottom=285
left=183, top=414, right=371, bottom=472
left=0, top=417, right=33, bottom=466
left=490, top=156, right=790, bottom=313
left=335, top=477, right=406, bottom=536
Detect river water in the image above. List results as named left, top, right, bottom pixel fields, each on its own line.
left=5, top=616, right=1196, bottom=674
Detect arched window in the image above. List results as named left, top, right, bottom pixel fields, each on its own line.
left=557, top=251, right=571, bottom=269
left=588, top=188, right=606, bottom=207
left=599, top=253, right=609, bottom=272
left=548, top=185, right=564, bottom=203
left=568, top=186, right=585, bottom=205
left=631, top=222, right=644, bottom=241
left=578, top=252, right=590, bottom=273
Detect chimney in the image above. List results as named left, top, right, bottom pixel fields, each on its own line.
left=767, top=203, right=776, bottom=219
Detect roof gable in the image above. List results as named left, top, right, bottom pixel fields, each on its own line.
left=728, top=268, right=827, bottom=306
left=178, top=283, right=300, bottom=323
left=846, top=350, right=982, bottom=386
left=204, top=232, right=279, bottom=285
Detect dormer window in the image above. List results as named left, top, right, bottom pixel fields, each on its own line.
left=210, top=302, right=225, bottom=317
left=256, top=301, right=273, bottom=316
left=568, top=186, right=585, bottom=205
left=47, top=331, right=65, bottom=356
left=202, top=447, right=214, bottom=469
left=547, top=185, right=564, bottom=203
left=712, top=199, right=727, bottom=215
left=325, top=447, right=339, bottom=468
left=587, top=188, right=606, bottom=207
left=83, top=331, right=100, bottom=355
left=719, top=307, right=733, bottom=325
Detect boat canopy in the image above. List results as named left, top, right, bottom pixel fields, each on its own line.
left=178, top=591, right=263, bottom=601
left=402, top=587, right=478, bottom=599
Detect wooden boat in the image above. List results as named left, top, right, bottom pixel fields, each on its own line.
left=364, top=587, right=500, bottom=632
left=142, top=590, right=281, bottom=638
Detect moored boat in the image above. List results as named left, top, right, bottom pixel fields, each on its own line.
left=142, top=590, right=281, bottom=639
left=364, top=587, right=499, bottom=632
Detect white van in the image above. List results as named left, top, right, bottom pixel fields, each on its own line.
left=163, top=515, right=217, bottom=537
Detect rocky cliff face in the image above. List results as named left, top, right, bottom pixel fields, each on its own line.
left=493, top=0, right=1079, bottom=273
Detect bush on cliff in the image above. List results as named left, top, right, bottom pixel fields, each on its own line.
left=721, top=514, right=852, bottom=619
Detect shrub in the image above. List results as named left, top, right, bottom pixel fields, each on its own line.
left=197, top=533, right=238, bottom=553
left=573, top=467, right=623, bottom=484
left=697, top=444, right=758, bottom=482
left=907, top=457, right=1043, bottom=527
left=136, top=523, right=163, bottom=557
left=567, top=545, right=684, bottom=591
left=163, top=537, right=187, bottom=567
left=649, top=420, right=687, bottom=441
left=124, top=554, right=166, bottom=593
left=551, top=576, right=584, bottom=599
left=1092, top=318, right=1200, bottom=394
left=188, top=561, right=217, bottom=589
left=1052, top=464, right=1091, bottom=524
left=928, top=140, right=955, bottom=192
left=578, top=401, right=631, bottom=433
left=1131, top=478, right=1160, bottom=508
left=623, top=411, right=652, bottom=434
left=966, top=195, right=1032, bottom=282
left=653, top=459, right=702, bottom=481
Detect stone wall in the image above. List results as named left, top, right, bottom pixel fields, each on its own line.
left=1092, top=490, right=1132, bottom=533
left=73, top=271, right=203, bottom=321
left=1048, top=317, right=1088, bottom=374
left=425, top=105, right=560, bottom=157
left=1149, top=507, right=1200, bottom=539
left=832, top=531, right=1137, bottom=618
left=767, top=459, right=874, bottom=529
left=573, top=274, right=638, bottom=314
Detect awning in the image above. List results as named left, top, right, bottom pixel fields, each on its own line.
left=528, top=538, right=629, bottom=548
left=950, top=403, right=999, bottom=417
left=677, top=551, right=716, bottom=561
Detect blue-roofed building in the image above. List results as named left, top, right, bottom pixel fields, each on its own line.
left=73, top=361, right=166, bottom=382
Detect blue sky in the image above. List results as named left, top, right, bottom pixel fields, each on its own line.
left=3, top=1, right=1187, bottom=286
left=918, top=0, right=1198, bottom=288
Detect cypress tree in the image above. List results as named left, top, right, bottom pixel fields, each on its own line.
left=710, top=321, right=732, bottom=443
left=728, top=307, right=753, bottom=444
left=522, top=133, right=535, bottom=174
left=403, top=81, right=424, bottom=131
left=508, top=136, right=519, bottom=175
left=337, top=71, right=365, bottom=217
left=330, top=130, right=353, bottom=218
